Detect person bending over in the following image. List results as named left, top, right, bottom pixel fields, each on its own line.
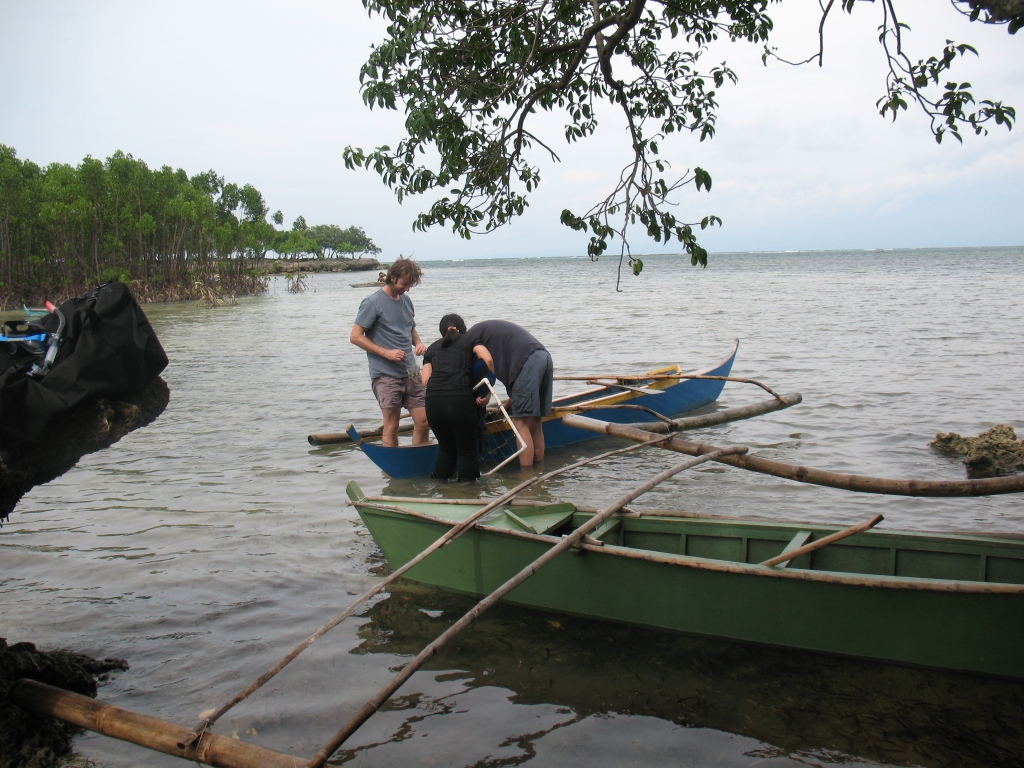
left=466, top=319, right=552, bottom=468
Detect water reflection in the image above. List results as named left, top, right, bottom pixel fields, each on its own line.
left=348, top=582, right=1024, bottom=768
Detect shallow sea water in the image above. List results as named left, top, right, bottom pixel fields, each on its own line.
left=3, top=247, right=1024, bottom=767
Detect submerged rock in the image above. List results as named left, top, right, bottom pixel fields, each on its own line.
left=0, top=637, right=127, bottom=768
left=0, top=376, right=169, bottom=520
left=931, top=424, right=1024, bottom=479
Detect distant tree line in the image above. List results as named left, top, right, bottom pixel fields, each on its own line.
left=0, top=145, right=381, bottom=309
left=271, top=216, right=382, bottom=260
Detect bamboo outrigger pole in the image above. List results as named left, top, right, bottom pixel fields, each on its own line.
left=306, top=444, right=749, bottom=768
left=179, top=432, right=674, bottom=749
left=562, top=415, right=1024, bottom=497
left=11, top=679, right=304, bottom=768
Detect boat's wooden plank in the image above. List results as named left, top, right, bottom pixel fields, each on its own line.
left=590, top=518, right=622, bottom=543
left=507, top=503, right=577, bottom=519
left=504, top=511, right=538, bottom=534
left=774, top=530, right=813, bottom=569
left=988, top=555, right=1024, bottom=584
left=489, top=507, right=576, bottom=535
left=895, top=548, right=984, bottom=581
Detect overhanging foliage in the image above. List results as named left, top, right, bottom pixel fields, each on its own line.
left=345, top=0, right=1016, bottom=286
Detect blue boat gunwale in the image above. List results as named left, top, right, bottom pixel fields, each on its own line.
left=536, top=338, right=739, bottom=419
left=348, top=490, right=1024, bottom=595
left=346, top=340, right=739, bottom=477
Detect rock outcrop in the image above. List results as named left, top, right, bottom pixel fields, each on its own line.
left=931, top=424, right=1024, bottom=479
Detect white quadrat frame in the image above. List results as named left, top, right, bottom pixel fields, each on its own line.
left=474, top=376, right=527, bottom=474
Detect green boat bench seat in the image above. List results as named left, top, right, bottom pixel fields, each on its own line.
left=484, top=503, right=577, bottom=535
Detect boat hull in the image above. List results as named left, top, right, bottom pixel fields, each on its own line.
left=349, top=340, right=738, bottom=478
left=347, top=485, right=1024, bottom=679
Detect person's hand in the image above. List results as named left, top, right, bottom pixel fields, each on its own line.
left=383, top=348, right=405, bottom=362
left=475, top=394, right=490, bottom=407
left=414, top=342, right=427, bottom=356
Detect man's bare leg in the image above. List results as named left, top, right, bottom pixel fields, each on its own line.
left=410, top=406, right=430, bottom=445
left=381, top=407, right=402, bottom=447
left=513, top=416, right=544, bottom=467
left=527, top=416, right=545, bottom=462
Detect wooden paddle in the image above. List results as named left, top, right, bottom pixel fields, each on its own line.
left=555, top=373, right=783, bottom=399
left=760, top=515, right=884, bottom=567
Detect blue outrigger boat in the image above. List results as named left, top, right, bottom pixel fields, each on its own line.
left=347, top=340, right=739, bottom=478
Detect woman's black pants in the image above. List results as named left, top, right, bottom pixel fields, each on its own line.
left=426, top=394, right=480, bottom=481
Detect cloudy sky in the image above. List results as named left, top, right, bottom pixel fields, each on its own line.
left=2, top=0, right=1021, bottom=261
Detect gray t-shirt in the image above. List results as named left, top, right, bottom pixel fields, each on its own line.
left=353, top=289, right=418, bottom=379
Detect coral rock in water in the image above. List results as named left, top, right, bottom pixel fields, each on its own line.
left=931, top=424, right=1024, bottom=479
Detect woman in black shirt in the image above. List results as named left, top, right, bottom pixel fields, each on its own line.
left=421, top=314, right=493, bottom=480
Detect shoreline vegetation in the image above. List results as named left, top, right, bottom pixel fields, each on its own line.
left=0, top=145, right=384, bottom=311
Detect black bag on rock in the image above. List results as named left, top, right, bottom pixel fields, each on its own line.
left=0, top=282, right=168, bottom=453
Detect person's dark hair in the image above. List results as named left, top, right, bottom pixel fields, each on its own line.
left=438, top=313, right=466, bottom=347
left=385, top=256, right=423, bottom=287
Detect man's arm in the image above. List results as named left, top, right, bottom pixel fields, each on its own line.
left=472, top=344, right=494, bottom=407
left=411, top=327, right=426, bottom=356
left=350, top=324, right=406, bottom=362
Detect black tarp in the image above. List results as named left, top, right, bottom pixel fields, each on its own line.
left=0, top=282, right=168, bottom=453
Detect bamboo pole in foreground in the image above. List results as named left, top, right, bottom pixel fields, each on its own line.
left=306, top=444, right=748, bottom=768
left=562, top=415, right=1024, bottom=497
left=179, top=433, right=673, bottom=749
left=11, top=679, right=304, bottom=768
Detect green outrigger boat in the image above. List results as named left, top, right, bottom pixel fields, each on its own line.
left=347, top=482, right=1024, bottom=679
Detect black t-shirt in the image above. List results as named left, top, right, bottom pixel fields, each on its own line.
left=423, top=334, right=476, bottom=396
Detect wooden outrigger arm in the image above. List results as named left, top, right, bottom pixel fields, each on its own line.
left=562, top=415, right=1024, bottom=497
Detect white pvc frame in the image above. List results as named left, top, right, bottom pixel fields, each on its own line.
left=473, top=377, right=528, bottom=475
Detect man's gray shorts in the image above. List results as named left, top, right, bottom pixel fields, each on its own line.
left=509, top=349, right=553, bottom=418
left=371, top=374, right=425, bottom=410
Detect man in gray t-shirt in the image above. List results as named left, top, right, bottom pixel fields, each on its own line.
left=350, top=258, right=429, bottom=446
